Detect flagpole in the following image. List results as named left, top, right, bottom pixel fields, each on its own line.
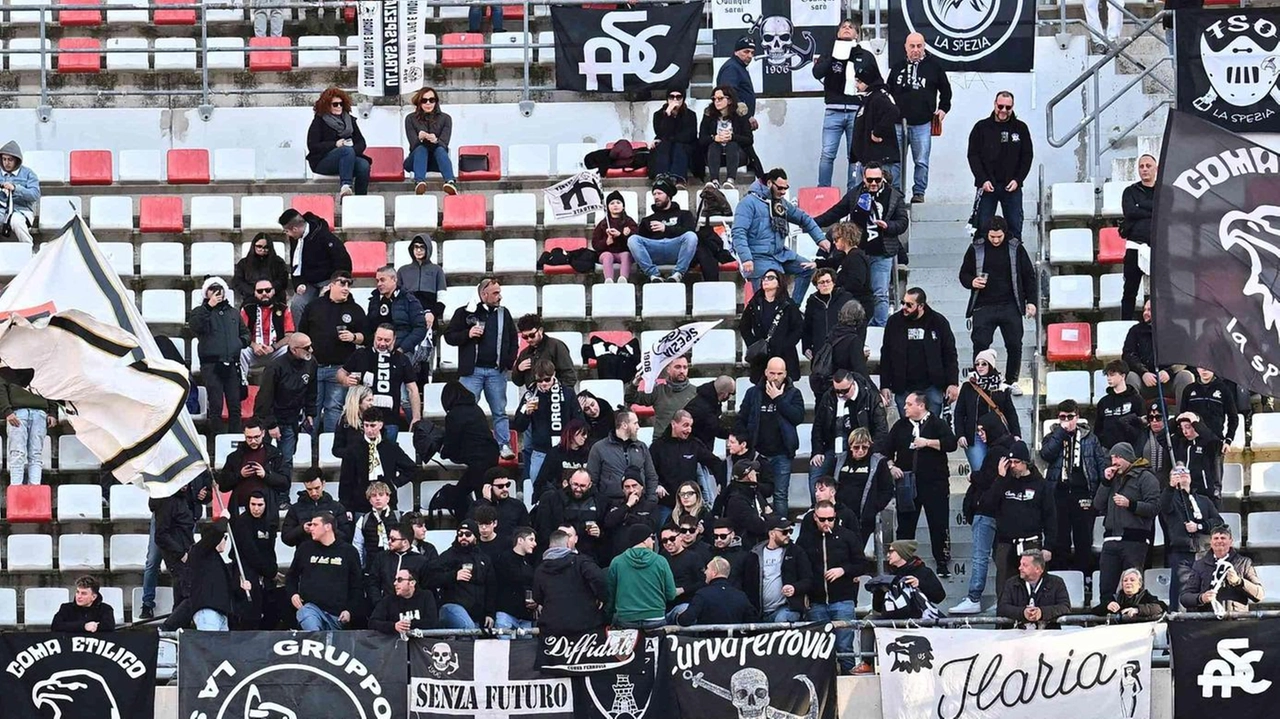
left=212, top=488, right=253, bottom=600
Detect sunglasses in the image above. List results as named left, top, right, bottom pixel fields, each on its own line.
left=393, top=576, right=414, bottom=583
left=456, top=530, right=474, bottom=537
left=678, top=490, right=697, bottom=497
left=679, top=527, right=697, bottom=534
left=864, top=177, right=884, bottom=185
left=661, top=536, right=680, bottom=544
left=334, top=279, right=352, bottom=286
left=996, top=103, right=1013, bottom=110
left=255, top=288, right=273, bottom=294
left=713, top=533, right=733, bottom=540
left=1058, top=413, right=1077, bottom=420
left=330, top=100, right=344, bottom=107
left=851, top=444, right=872, bottom=451
left=536, top=377, right=555, bottom=385
left=903, top=302, right=918, bottom=310
left=254, top=243, right=269, bottom=250
left=492, top=482, right=512, bottom=489
left=421, top=97, right=437, bottom=104
left=520, top=331, right=540, bottom=340
left=815, top=516, right=836, bottom=523
left=668, top=94, right=684, bottom=100
left=298, top=344, right=313, bottom=352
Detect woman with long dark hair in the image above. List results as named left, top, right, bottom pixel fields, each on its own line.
left=231, top=232, right=289, bottom=301
left=698, top=84, right=753, bottom=189
left=532, top=418, right=592, bottom=500
left=739, top=268, right=803, bottom=383
left=403, top=86, right=458, bottom=196
left=305, top=87, right=371, bottom=198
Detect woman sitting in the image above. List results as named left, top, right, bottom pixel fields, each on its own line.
left=403, top=87, right=458, bottom=196
left=698, top=85, right=753, bottom=190
left=305, top=87, right=371, bottom=198
left=1093, top=567, right=1167, bottom=620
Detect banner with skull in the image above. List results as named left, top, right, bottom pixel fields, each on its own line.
left=667, top=626, right=837, bottom=719
left=888, top=0, right=1035, bottom=71
left=409, top=637, right=573, bottom=717
left=1, top=631, right=159, bottom=719
left=1177, top=10, right=1280, bottom=132
left=711, top=0, right=838, bottom=96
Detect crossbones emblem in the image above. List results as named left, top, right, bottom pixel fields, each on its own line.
left=683, top=669, right=819, bottom=719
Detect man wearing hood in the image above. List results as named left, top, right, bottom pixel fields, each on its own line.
left=880, top=287, right=959, bottom=415
left=281, top=472, right=353, bottom=546
left=231, top=491, right=283, bottom=629
left=986, top=441, right=1056, bottom=591
left=189, top=277, right=251, bottom=435
left=737, top=357, right=806, bottom=515
left=888, top=33, right=952, bottom=204
left=810, top=369, right=889, bottom=490
left=959, top=216, right=1037, bottom=390
left=168, top=519, right=250, bottom=631
left=606, top=523, right=677, bottom=629
left=814, top=163, right=909, bottom=327
left=279, top=208, right=352, bottom=319
left=1173, top=411, right=1225, bottom=504
left=1122, top=299, right=1194, bottom=402
left=1094, top=442, right=1160, bottom=604
left=731, top=168, right=826, bottom=304
left=954, top=413, right=1014, bottom=614
left=427, top=520, right=497, bottom=629
left=365, top=264, right=426, bottom=355
left=396, top=234, right=446, bottom=322
left=297, top=270, right=366, bottom=432
left=254, top=332, right=317, bottom=477
left=0, top=140, right=39, bottom=244
left=852, top=65, right=902, bottom=186
left=812, top=19, right=877, bottom=190
left=1040, top=399, right=1106, bottom=578
left=440, top=380, right=500, bottom=518
left=628, top=177, right=698, bottom=283
left=51, top=576, right=116, bottom=633
left=967, top=91, right=1034, bottom=238
left=533, top=529, right=609, bottom=635
left=233, top=233, right=291, bottom=300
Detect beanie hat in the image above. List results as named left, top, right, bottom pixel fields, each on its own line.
left=605, top=190, right=625, bottom=207
left=735, top=36, right=756, bottom=52
left=1109, top=442, right=1137, bottom=463
left=652, top=176, right=677, bottom=198
left=626, top=524, right=654, bottom=548
left=975, top=348, right=998, bottom=369
left=855, top=63, right=883, bottom=86
left=890, top=540, right=918, bottom=560
left=1006, top=440, right=1032, bottom=463
left=458, top=519, right=479, bottom=536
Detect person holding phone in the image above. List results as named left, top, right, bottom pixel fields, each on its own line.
left=189, top=277, right=250, bottom=435
left=217, top=418, right=290, bottom=518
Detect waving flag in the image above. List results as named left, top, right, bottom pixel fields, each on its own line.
left=638, top=320, right=721, bottom=388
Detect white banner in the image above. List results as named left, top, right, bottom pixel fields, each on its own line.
left=876, top=624, right=1155, bottom=719
left=358, top=0, right=426, bottom=97
left=638, top=320, right=721, bottom=388
left=543, top=171, right=605, bottom=220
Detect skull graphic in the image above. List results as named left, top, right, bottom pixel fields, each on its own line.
left=731, top=669, right=770, bottom=719
left=1194, top=20, right=1280, bottom=114
left=761, top=16, right=794, bottom=65
left=744, top=13, right=818, bottom=71
left=428, top=642, right=459, bottom=677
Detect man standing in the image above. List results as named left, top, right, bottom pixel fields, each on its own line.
left=813, top=163, right=910, bottom=327
left=996, top=551, right=1072, bottom=627
left=295, top=271, right=365, bottom=432
left=851, top=66, right=902, bottom=187
left=711, top=518, right=751, bottom=588
left=230, top=491, right=281, bottom=628
left=286, top=512, right=365, bottom=631
left=338, top=324, right=422, bottom=439
left=967, top=91, right=1034, bottom=238
left=606, top=524, right=677, bottom=630
left=0, top=374, right=55, bottom=485
left=628, top=177, right=698, bottom=284
left=1180, top=367, right=1240, bottom=452
left=685, top=375, right=735, bottom=449
left=240, top=279, right=294, bottom=386
left=812, top=19, right=877, bottom=190
left=588, top=409, right=660, bottom=502
left=254, top=333, right=317, bottom=477
left=336, top=409, right=417, bottom=515
left=722, top=460, right=774, bottom=548
left=1160, top=464, right=1222, bottom=608
left=651, top=409, right=723, bottom=520
left=533, top=529, right=609, bottom=636
left=365, top=265, right=426, bottom=354
left=511, top=314, right=577, bottom=388
left=716, top=37, right=758, bottom=130
left=365, top=524, right=429, bottom=609
left=444, top=278, right=518, bottom=459
left=741, top=517, right=810, bottom=622
left=880, top=288, right=959, bottom=416
left=278, top=208, right=352, bottom=319
left=886, top=392, right=958, bottom=577
left=217, top=419, right=290, bottom=517
left=987, top=441, right=1056, bottom=591
left=1094, top=442, right=1160, bottom=603
left=1174, top=412, right=1225, bottom=504
left=190, top=278, right=250, bottom=435
left=737, top=357, right=806, bottom=515
left=1179, top=526, right=1264, bottom=612
left=888, top=33, right=951, bottom=204
left=0, top=141, right=39, bottom=244
left=1040, top=400, right=1106, bottom=575
left=630, top=354, right=697, bottom=432
left=810, top=369, right=889, bottom=492
left=1094, top=359, right=1145, bottom=451
left=799, top=501, right=867, bottom=673
left=513, top=360, right=583, bottom=485
left=427, top=520, right=497, bottom=629
left=731, top=169, right=826, bottom=303
left=959, top=216, right=1037, bottom=391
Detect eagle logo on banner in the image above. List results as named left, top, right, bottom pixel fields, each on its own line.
left=884, top=635, right=935, bottom=673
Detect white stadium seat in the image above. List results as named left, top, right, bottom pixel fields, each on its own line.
left=536, top=30, right=555, bottom=64
left=141, top=289, right=186, bottom=323
left=692, top=329, right=737, bottom=365
left=0, top=245, right=34, bottom=276
left=7, top=39, right=51, bottom=71
left=1051, top=570, right=1086, bottom=608
left=491, top=238, right=537, bottom=273
left=443, top=239, right=487, bottom=274
left=89, top=196, right=134, bottom=231
left=38, top=196, right=82, bottom=230
left=190, top=241, right=236, bottom=277
left=206, top=37, right=247, bottom=71
left=213, top=148, right=257, bottom=182
left=118, top=149, right=165, bottom=182
left=260, top=147, right=305, bottom=181
left=692, top=282, right=737, bottom=316
left=394, top=195, right=438, bottom=231
left=154, top=37, right=197, bottom=71
left=555, top=142, right=600, bottom=176
left=1251, top=414, right=1280, bottom=451
left=340, top=195, right=386, bottom=231
left=24, top=589, right=68, bottom=627
left=56, top=485, right=103, bottom=521
left=190, top=195, right=236, bottom=231
left=109, top=534, right=150, bottom=571
left=109, top=484, right=152, bottom=520
left=1096, top=321, right=1135, bottom=360
left=1050, top=182, right=1095, bottom=219
left=541, top=285, right=586, bottom=320
left=131, top=587, right=174, bottom=617
left=1101, top=180, right=1125, bottom=217
left=1048, top=228, right=1093, bottom=264
left=240, top=195, right=286, bottom=231
left=1049, top=275, right=1094, bottom=311
left=591, top=283, right=636, bottom=319
left=503, top=285, right=538, bottom=314
left=0, top=588, right=15, bottom=627
left=865, top=327, right=884, bottom=364
left=492, top=193, right=538, bottom=228
left=140, top=242, right=185, bottom=277
left=642, top=282, right=687, bottom=319
left=506, top=144, right=551, bottom=178
left=490, top=32, right=530, bottom=65
left=317, top=433, right=340, bottom=469
left=59, top=534, right=105, bottom=571
left=98, top=241, right=136, bottom=275
left=1247, top=512, right=1280, bottom=548
left=1046, top=370, right=1092, bottom=407
left=23, top=150, right=67, bottom=184
left=1249, top=462, right=1280, bottom=498
left=7, top=535, right=53, bottom=571
left=106, top=0, right=149, bottom=23
left=298, top=35, right=342, bottom=69
left=106, top=37, right=150, bottom=71
left=1221, top=463, right=1244, bottom=500
left=547, top=331, right=584, bottom=365
left=1098, top=273, right=1126, bottom=310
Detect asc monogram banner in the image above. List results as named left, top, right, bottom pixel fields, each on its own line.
left=888, top=0, right=1035, bottom=71
left=1171, top=619, right=1279, bottom=719
left=358, top=0, right=426, bottom=97
left=1176, top=10, right=1280, bottom=132
left=0, top=631, right=160, bottom=719
left=711, top=0, right=838, bottom=96
left=552, top=4, right=703, bottom=93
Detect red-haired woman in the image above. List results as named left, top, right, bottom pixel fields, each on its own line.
left=305, top=87, right=372, bottom=198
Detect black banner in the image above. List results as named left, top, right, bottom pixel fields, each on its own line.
left=1176, top=10, right=1280, bottom=132
left=1151, top=110, right=1280, bottom=398
left=1170, top=619, right=1280, bottom=719
left=409, top=637, right=573, bottom=717
left=711, top=0, right=836, bottom=97
left=179, top=631, right=407, bottom=719
left=552, top=3, right=703, bottom=93
left=888, top=0, right=1035, bottom=71
left=667, top=626, right=837, bottom=719
left=0, top=631, right=159, bottom=719
left=539, top=630, right=669, bottom=719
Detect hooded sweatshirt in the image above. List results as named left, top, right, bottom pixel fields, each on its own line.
left=533, top=547, right=609, bottom=634
left=396, top=234, right=446, bottom=317
left=851, top=67, right=901, bottom=165
left=285, top=537, right=365, bottom=617
left=966, top=110, right=1034, bottom=188
left=440, top=381, right=499, bottom=465
left=606, top=547, right=677, bottom=622
left=0, top=140, right=40, bottom=215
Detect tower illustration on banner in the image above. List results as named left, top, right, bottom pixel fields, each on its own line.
left=610, top=675, right=641, bottom=715
left=711, top=0, right=838, bottom=95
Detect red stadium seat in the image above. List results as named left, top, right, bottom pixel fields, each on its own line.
left=248, top=37, right=292, bottom=72
left=139, top=196, right=184, bottom=233
left=542, top=237, right=587, bottom=275
left=166, top=149, right=211, bottom=185
left=347, top=241, right=388, bottom=278
left=604, top=141, right=649, bottom=179
left=57, top=38, right=101, bottom=73
left=6, top=485, right=52, bottom=523
left=222, top=385, right=258, bottom=422
left=442, top=33, right=485, bottom=68
left=586, top=330, right=633, bottom=368
left=501, top=3, right=523, bottom=18
left=292, top=195, right=335, bottom=228
left=365, top=147, right=407, bottom=183
left=457, top=145, right=501, bottom=182
left=1097, top=226, right=1125, bottom=264
left=69, top=150, right=113, bottom=186
left=211, top=490, right=233, bottom=520
left=153, top=0, right=196, bottom=24
left=1046, top=322, right=1093, bottom=363
left=798, top=187, right=841, bottom=217
left=442, top=194, right=487, bottom=231
left=58, top=0, right=102, bottom=26
left=742, top=281, right=754, bottom=304
left=499, top=430, right=520, bottom=469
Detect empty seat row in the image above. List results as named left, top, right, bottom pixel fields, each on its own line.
left=3, top=533, right=148, bottom=571
left=1047, top=272, right=1143, bottom=312
left=1045, top=321, right=1135, bottom=362
left=1047, top=227, right=1128, bottom=265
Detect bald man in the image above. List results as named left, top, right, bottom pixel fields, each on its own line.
left=255, top=332, right=317, bottom=475
left=735, top=357, right=805, bottom=515
left=888, top=32, right=952, bottom=203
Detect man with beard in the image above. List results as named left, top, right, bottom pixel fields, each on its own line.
left=799, top=501, right=867, bottom=673
left=721, top=459, right=774, bottom=548
left=831, top=428, right=895, bottom=546
left=511, top=314, right=576, bottom=388
left=851, top=68, right=902, bottom=187
left=512, top=359, right=583, bottom=486
left=588, top=409, right=660, bottom=502
left=888, top=32, right=952, bottom=203
left=469, top=467, right=530, bottom=545
left=810, top=369, right=889, bottom=493
left=218, top=419, right=290, bottom=518
left=602, top=472, right=659, bottom=561
left=365, top=523, right=428, bottom=609
left=1174, top=411, right=1225, bottom=505
left=880, top=287, right=959, bottom=415
left=710, top=518, right=750, bottom=589
left=533, top=529, right=609, bottom=636
left=240, top=278, right=294, bottom=386
left=364, top=265, right=426, bottom=354
left=254, top=332, right=317, bottom=477
left=737, top=357, right=806, bottom=515
left=1122, top=299, right=1194, bottom=402
left=650, top=409, right=724, bottom=527
left=630, top=354, right=697, bottom=432
left=684, top=375, right=735, bottom=450
left=231, top=491, right=282, bottom=629
left=1094, top=360, right=1145, bottom=452
left=986, top=441, right=1056, bottom=591
left=628, top=177, right=698, bottom=283
left=814, top=163, right=910, bottom=327
left=444, top=278, right=519, bottom=460
left=731, top=168, right=826, bottom=303
left=369, top=567, right=438, bottom=635
left=1039, top=400, right=1106, bottom=577
left=427, top=520, right=497, bottom=629
left=281, top=472, right=353, bottom=547
left=742, top=517, right=811, bottom=622
left=1094, top=443, right=1161, bottom=604
left=535, top=469, right=606, bottom=560
left=278, top=207, right=353, bottom=317
left=295, top=270, right=366, bottom=432
left=885, top=391, right=958, bottom=577
left=797, top=477, right=857, bottom=544
left=997, top=551, right=1071, bottom=628
left=338, top=324, right=421, bottom=440
left=1160, top=464, right=1222, bottom=608
left=659, top=525, right=706, bottom=621
left=959, top=216, right=1036, bottom=390
left=967, top=91, right=1034, bottom=237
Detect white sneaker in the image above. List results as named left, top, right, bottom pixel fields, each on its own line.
left=617, top=276, right=629, bottom=284
left=1008, top=383, right=1024, bottom=397
left=339, top=184, right=354, bottom=198
left=722, top=179, right=735, bottom=191
left=499, top=446, right=516, bottom=461
left=951, top=598, right=983, bottom=614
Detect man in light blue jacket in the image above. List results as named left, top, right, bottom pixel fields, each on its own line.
left=731, top=168, right=824, bottom=303
left=0, top=141, right=40, bottom=244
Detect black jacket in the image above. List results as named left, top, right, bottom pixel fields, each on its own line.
left=997, top=573, right=1072, bottom=625
left=677, top=577, right=758, bottom=625
left=254, top=351, right=317, bottom=427
left=1122, top=319, right=1169, bottom=376
left=1179, top=550, right=1264, bottom=612
left=494, top=550, right=538, bottom=621
left=440, top=382, right=500, bottom=468
left=151, top=490, right=198, bottom=557
left=887, top=56, right=953, bottom=125
left=740, top=293, right=804, bottom=381
left=812, top=43, right=877, bottom=106
left=1040, top=424, right=1107, bottom=498
left=968, top=417, right=1015, bottom=520
left=664, top=543, right=710, bottom=605
left=1094, top=386, right=1145, bottom=452
left=685, top=381, right=730, bottom=449
left=443, top=302, right=518, bottom=377
left=881, top=306, right=959, bottom=393
left=954, top=377, right=1021, bottom=441
left=985, top=466, right=1057, bottom=545
left=336, top=435, right=417, bottom=513
left=532, top=549, right=609, bottom=635
left=959, top=237, right=1037, bottom=313
left=534, top=486, right=607, bottom=560
left=852, top=83, right=901, bottom=165
left=802, top=288, right=854, bottom=356
left=369, top=589, right=438, bottom=633
left=1091, top=588, right=1166, bottom=619
left=427, top=542, right=497, bottom=623
left=813, top=185, right=911, bottom=259
left=231, top=510, right=279, bottom=582
left=713, top=540, right=751, bottom=589
left=741, top=540, right=813, bottom=613
left=1173, top=422, right=1224, bottom=500
left=1181, top=377, right=1240, bottom=445
left=305, top=113, right=371, bottom=170
left=532, top=443, right=589, bottom=501
left=1159, top=487, right=1222, bottom=553
left=217, top=443, right=290, bottom=518
left=797, top=524, right=868, bottom=605
left=296, top=290, right=366, bottom=366
left=187, top=532, right=240, bottom=616
left=511, top=380, right=584, bottom=452
left=721, top=480, right=773, bottom=548
left=871, top=557, right=946, bottom=618
left=639, top=201, right=697, bottom=240
left=654, top=105, right=698, bottom=145
left=288, top=212, right=352, bottom=288
left=233, top=245, right=291, bottom=301
left=365, top=549, right=430, bottom=608
left=286, top=538, right=366, bottom=617
left=818, top=322, right=870, bottom=395
left=650, top=431, right=723, bottom=507
left=1094, top=460, right=1161, bottom=541
left=281, top=489, right=353, bottom=547
left=811, top=377, right=889, bottom=457
left=967, top=112, right=1034, bottom=188
left=886, top=413, right=958, bottom=482
left=833, top=453, right=895, bottom=525
left=698, top=112, right=754, bottom=158
left=1120, top=181, right=1155, bottom=245
left=189, top=299, right=250, bottom=363
left=602, top=495, right=660, bottom=560
left=51, top=597, right=116, bottom=633
left=815, top=247, right=876, bottom=319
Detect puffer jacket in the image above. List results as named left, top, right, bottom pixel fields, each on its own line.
left=365, top=287, right=426, bottom=353
left=189, top=277, right=250, bottom=362
left=1094, top=459, right=1161, bottom=540
left=1039, top=423, right=1107, bottom=496
left=730, top=180, right=825, bottom=268
left=0, top=140, right=41, bottom=216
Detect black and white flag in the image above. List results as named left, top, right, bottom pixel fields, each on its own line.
left=711, top=0, right=837, bottom=95
left=667, top=627, right=837, bottom=719
left=539, top=630, right=669, bottom=719
left=544, top=171, right=605, bottom=220
left=1170, top=619, right=1279, bottom=719
left=357, top=0, right=426, bottom=97
left=888, top=0, right=1035, bottom=71
left=1151, top=110, right=1280, bottom=397
left=179, top=631, right=407, bottom=719
left=552, top=3, right=703, bottom=93
left=1176, top=10, right=1280, bottom=132
left=410, top=637, right=573, bottom=717
left=0, top=631, right=159, bottom=719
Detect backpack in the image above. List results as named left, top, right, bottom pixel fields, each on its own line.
left=697, top=185, right=733, bottom=219
left=810, top=340, right=836, bottom=386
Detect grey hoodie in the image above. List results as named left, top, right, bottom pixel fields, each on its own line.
left=0, top=140, right=41, bottom=215
left=396, top=234, right=446, bottom=295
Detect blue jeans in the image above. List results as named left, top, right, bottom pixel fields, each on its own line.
left=404, top=144, right=456, bottom=183
left=893, top=386, right=945, bottom=418
left=276, top=422, right=300, bottom=477
left=819, top=108, right=858, bottom=190
left=764, top=453, right=794, bottom=516
left=7, top=407, right=47, bottom=484
left=653, top=141, right=690, bottom=181
left=194, top=608, right=229, bottom=631
left=297, top=603, right=343, bottom=631
left=527, top=449, right=546, bottom=484
left=613, top=617, right=666, bottom=630
left=440, top=603, right=478, bottom=629
left=975, top=186, right=1025, bottom=239
left=495, top=612, right=534, bottom=635
left=628, top=232, right=698, bottom=277
left=808, top=454, right=837, bottom=498
left=868, top=255, right=893, bottom=327
left=142, top=515, right=160, bottom=609
left=317, top=365, right=344, bottom=433
left=696, top=464, right=719, bottom=505
left=665, top=603, right=690, bottom=624
left=967, top=514, right=997, bottom=603
left=762, top=607, right=802, bottom=623
left=314, top=146, right=371, bottom=195
left=807, top=600, right=857, bottom=671
left=894, top=123, right=932, bottom=197
left=964, top=437, right=987, bottom=477
left=746, top=255, right=814, bottom=305
left=460, top=367, right=510, bottom=448
left=468, top=4, right=503, bottom=31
